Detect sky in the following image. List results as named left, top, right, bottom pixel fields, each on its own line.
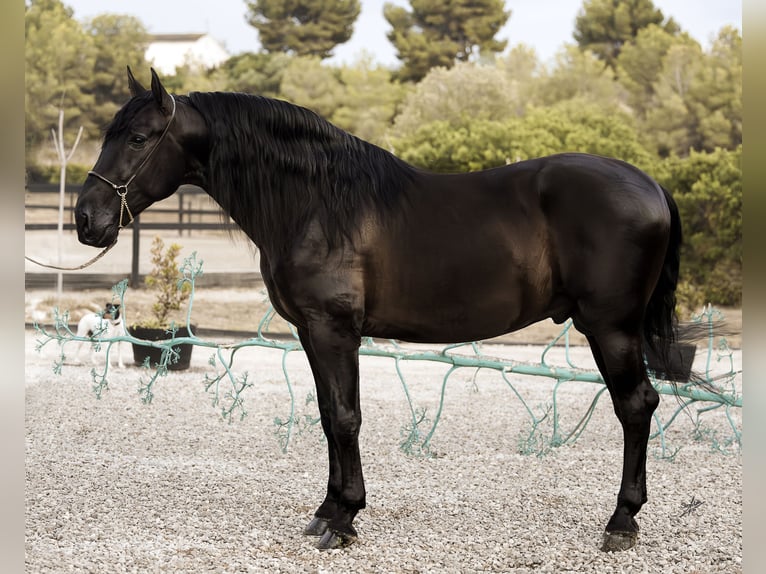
left=61, top=0, right=742, bottom=67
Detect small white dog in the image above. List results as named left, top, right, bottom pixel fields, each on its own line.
left=74, top=302, right=126, bottom=369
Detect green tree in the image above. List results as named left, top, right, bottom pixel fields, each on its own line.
left=642, top=42, right=702, bottom=156
left=524, top=101, right=653, bottom=168
left=384, top=0, right=510, bottom=82
left=278, top=56, right=344, bottom=119
left=392, top=100, right=653, bottom=173
left=655, top=146, right=742, bottom=307
left=573, top=0, right=679, bottom=68
left=160, top=62, right=229, bottom=94
left=496, top=44, right=543, bottom=115
left=391, top=62, right=521, bottom=139
left=331, top=54, right=406, bottom=146
left=615, top=23, right=695, bottom=115
left=25, top=0, right=96, bottom=151
left=219, top=52, right=292, bottom=96
left=84, top=14, right=150, bottom=130
left=536, top=44, right=622, bottom=108
left=642, top=27, right=741, bottom=157
left=245, top=0, right=360, bottom=58
left=391, top=119, right=520, bottom=172
left=692, top=26, right=742, bottom=151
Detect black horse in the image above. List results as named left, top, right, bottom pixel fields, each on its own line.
left=76, top=68, right=683, bottom=552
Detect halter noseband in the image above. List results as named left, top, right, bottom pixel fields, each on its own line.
left=87, top=95, right=177, bottom=229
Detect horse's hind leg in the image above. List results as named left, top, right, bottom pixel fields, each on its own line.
left=586, top=330, right=659, bottom=552
left=297, top=323, right=365, bottom=550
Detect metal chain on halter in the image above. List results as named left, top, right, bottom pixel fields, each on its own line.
left=118, top=187, right=134, bottom=228
left=25, top=95, right=176, bottom=271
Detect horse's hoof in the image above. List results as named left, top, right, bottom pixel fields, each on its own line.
left=316, top=529, right=357, bottom=550
left=601, top=530, right=638, bottom=552
left=303, top=517, right=330, bottom=537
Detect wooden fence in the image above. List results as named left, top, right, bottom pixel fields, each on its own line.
left=25, top=183, right=240, bottom=288
left=25, top=183, right=237, bottom=232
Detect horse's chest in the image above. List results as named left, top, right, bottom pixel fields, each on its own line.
left=259, top=263, right=306, bottom=328
left=261, top=272, right=304, bottom=326
left=259, top=242, right=367, bottom=331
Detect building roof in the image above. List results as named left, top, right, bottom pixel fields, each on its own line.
left=150, top=34, right=207, bottom=43
left=145, top=33, right=230, bottom=75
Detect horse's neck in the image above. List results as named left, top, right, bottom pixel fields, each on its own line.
left=201, top=161, right=311, bottom=256
left=193, top=96, right=405, bottom=256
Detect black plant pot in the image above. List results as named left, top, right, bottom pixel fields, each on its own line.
left=128, top=325, right=196, bottom=371
left=645, top=342, right=696, bottom=383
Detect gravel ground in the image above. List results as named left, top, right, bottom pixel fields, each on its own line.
left=25, top=329, right=742, bottom=573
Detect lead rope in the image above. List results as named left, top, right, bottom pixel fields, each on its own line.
left=24, top=182, right=126, bottom=270
left=24, top=240, right=118, bottom=271
left=24, top=183, right=131, bottom=271
left=25, top=95, right=176, bottom=271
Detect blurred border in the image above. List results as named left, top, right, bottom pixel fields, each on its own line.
left=742, top=0, right=764, bottom=571
left=10, top=1, right=756, bottom=571
left=0, top=1, right=25, bottom=569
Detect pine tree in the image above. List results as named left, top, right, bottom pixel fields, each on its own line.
left=246, top=0, right=360, bottom=59
left=84, top=14, right=150, bottom=132
left=573, top=0, right=679, bottom=69
left=25, top=0, right=97, bottom=151
left=384, top=0, right=510, bottom=82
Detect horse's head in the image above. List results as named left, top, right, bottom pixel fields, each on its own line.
left=76, top=68, right=201, bottom=247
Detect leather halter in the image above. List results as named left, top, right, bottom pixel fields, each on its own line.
left=24, top=95, right=177, bottom=271
left=87, top=95, right=177, bottom=229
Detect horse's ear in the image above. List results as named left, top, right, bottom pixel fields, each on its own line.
left=150, top=68, right=174, bottom=115
left=126, top=66, right=146, bottom=97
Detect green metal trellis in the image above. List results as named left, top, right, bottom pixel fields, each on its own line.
left=33, top=253, right=742, bottom=458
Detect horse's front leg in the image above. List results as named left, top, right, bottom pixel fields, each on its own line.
left=298, top=320, right=365, bottom=550
left=297, top=328, right=341, bottom=539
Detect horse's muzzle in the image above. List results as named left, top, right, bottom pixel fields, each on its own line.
left=74, top=202, right=117, bottom=248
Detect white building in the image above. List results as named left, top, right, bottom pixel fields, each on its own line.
left=145, top=34, right=230, bottom=75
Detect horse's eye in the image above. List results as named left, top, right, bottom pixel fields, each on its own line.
left=128, top=134, right=147, bottom=148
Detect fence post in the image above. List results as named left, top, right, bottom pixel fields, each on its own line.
left=178, top=191, right=183, bottom=237
left=131, top=215, right=141, bottom=287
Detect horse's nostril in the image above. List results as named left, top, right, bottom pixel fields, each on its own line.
left=75, top=206, right=91, bottom=236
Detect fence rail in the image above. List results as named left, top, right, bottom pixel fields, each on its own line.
left=25, top=183, right=240, bottom=287
left=32, top=270, right=742, bottom=458
left=26, top=222, right=239, bottom=231
left=25, top=183, right=237, bottom=231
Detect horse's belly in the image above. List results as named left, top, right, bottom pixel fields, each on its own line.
left=362, top=265, right=554, bottom=344
left=363, top=312, right=535, bottom=344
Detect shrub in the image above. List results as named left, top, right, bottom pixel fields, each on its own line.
left=138, top=236, right=192, bottom=328
left=656, top=146, right=742, bottom=307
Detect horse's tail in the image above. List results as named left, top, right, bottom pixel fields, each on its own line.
left=642, top=185, right=683, bottom=379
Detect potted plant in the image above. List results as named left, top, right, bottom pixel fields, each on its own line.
left=128, top=236, right=195, bottom=370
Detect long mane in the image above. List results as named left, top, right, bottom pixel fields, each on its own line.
left=181, top=92, right=417, bottom=254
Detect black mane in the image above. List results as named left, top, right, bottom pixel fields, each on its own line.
left=181, top=92, right=417, bottom=253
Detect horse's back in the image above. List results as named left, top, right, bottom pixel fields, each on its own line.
left=535, top=153, right=668, bottom=221
left=360, top=153, right=670, bottom=343
left=360, top=160, right=556, bottom=342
